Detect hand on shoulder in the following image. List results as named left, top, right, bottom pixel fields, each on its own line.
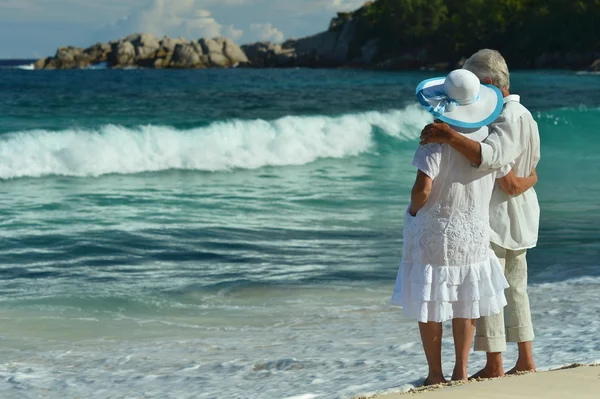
left=420, top=121, right=455, bottom=145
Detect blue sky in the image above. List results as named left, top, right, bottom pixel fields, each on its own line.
left=0, top=0, right=365, bottom=59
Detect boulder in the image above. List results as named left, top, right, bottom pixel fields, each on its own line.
left=198, top=37, right=248, bottom=67
left=108, top=41, right=136, bottom=67
left=199, top=38, right=223, bottom=55
left=34, top=57, right=49, bottom=70
left=74, top=53, right=93, bottom=68
left=153, top=58, right=168, bottom=69
left=242, top=42, right=295, bottom=67
left=190, top=41, right=204, bottom=56
left=127, top=33, right=161, bottom=60
left=160, top=36, right=187, bottom=53
left=222, top=38, right=249, bottom=65
left=152, top=37, right=187, bottom=68
left=84, top=42, right=111, bottom=63
left=55, top=46, right=83, bottom=69
left=207, top=53, right=230, bottom=68
left=170, top=43, right=205, bottom=68
left=43, top=58, right=59, bottom=70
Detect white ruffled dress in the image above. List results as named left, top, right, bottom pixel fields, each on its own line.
left=392, top=127, right=510, bottom=323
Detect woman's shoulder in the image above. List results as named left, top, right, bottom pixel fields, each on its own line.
left=454, top=125, right=489, bottom=143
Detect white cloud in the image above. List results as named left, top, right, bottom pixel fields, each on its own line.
left=223, top=25, right=244, bottom=41
left=98, top=0, right=244, bottom=41
left=0, top=0, right=373, bottom=57
left=331, top=0, right=365, bottom=9
left=250, top=23, right=284, bottom=43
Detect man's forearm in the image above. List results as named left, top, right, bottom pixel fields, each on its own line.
left=498, top=170, right=538, bottom=196
left=448, top=131, right=483, bottom=167
left=508, top=175, right=537, bottom=196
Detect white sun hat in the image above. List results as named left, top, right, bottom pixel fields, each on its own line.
left=416, top=69, right=504, bottom=129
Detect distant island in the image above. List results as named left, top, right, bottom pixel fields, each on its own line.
left=35, top=0, right=600, bottom=71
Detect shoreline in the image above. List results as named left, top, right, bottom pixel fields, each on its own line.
left=356, top=364, right=600, bottom=399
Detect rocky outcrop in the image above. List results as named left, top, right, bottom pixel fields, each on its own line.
left=35, top=34, right=250, bottom=70
left=241, top=4, right=382, bottom=69
left=242, top=17, right=362, bottom=68
left=34, top=46, right=95, bottom=69
left=31, top=1, right=600, bottom=72
left=31, top=3, right=422, bottom=71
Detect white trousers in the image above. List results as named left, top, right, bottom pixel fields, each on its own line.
left=474, top=242, right=535, bottom=352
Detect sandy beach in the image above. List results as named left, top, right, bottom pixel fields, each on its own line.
left=361, top=364, right=600, bottom=399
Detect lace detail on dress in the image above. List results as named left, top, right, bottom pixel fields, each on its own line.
left=394, top=206, right=509, bottom=323
left=405, top=203, right=490, bottom=267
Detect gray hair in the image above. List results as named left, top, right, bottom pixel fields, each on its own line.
left=463, top=49, right=510, bottom=91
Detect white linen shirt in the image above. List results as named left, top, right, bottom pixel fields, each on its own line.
left=479, top=95, right=541, bottom=250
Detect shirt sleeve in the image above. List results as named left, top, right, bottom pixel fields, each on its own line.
left=496, top=161, right=514, bottom=179
left=479, top=113, right=528, bottom=171
left=412, top=143, right=443, bottom=180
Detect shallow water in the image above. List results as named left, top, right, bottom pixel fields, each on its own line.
left=1, top=65, right=599, bottom=398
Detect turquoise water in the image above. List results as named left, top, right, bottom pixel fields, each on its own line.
left=1, top=66, right=599, bottom=399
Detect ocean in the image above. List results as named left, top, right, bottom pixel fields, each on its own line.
left=1, top=62, right=599, bottom=399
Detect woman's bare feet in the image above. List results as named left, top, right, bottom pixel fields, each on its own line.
left=424, top=375, right=448, bottom=386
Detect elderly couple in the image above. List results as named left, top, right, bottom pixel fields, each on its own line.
left=392, top=49, right=541, bottom=384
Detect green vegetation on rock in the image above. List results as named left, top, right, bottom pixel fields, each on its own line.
left=353, top=0, right=600, bottom=68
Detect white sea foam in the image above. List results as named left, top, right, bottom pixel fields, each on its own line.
left=1, top=276, right=599, bottom=399
left=0, top=105, right=432, bottom=179
left=85, top=62, right=108, bottom=70
left=15, top=63, right=35, bottom=70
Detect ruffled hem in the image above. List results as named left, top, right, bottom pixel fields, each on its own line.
left=391, top=251, right=509, bottom=323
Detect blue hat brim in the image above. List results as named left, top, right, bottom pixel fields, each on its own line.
left=416, top=77, right=504, bottom=129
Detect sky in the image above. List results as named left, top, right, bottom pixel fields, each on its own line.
left=0, top=0, right=366, bottom=59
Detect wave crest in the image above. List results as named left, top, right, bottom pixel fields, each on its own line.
left=0, top=105, right=431, bottom=179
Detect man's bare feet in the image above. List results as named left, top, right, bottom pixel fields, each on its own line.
left=451, top=367, right=468, bottom=382
left=424, top=375, right=448, bottom=386
left=507, top=361, right=536, bottom=375
left=507, top=342, right=536, bottom=374
left=470, top=365, right=505, bottom=380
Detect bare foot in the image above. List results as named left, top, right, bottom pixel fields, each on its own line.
left=470, top=365, right=505, bottom=380
left=508, top=342, right=536, bottom=375
left=451, top=367, right=468, bottom=382
left=424, top=375, right=448, bottom=386
left=507, top=362, right=536, bottom=375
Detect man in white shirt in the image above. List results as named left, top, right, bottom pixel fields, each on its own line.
left=420, top=49, right=541, bottom=378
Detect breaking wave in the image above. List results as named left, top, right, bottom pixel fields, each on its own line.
left=0, top=105, right=431, bottom=179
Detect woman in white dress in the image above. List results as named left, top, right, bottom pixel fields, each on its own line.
left=392, top=69, right=538, bottom=384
